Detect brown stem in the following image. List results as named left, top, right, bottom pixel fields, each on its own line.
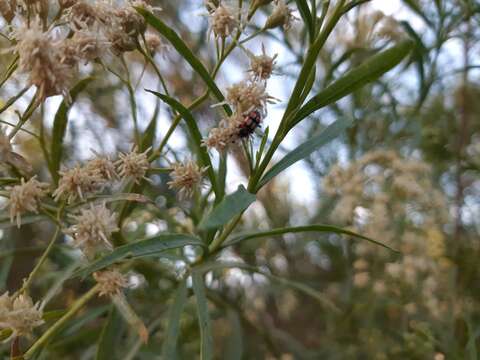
left=10, top=337, right=23, bottom=360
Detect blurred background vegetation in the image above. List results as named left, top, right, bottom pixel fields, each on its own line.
left=1, top=0, right=480, bottom=359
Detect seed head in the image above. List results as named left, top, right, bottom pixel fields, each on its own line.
left=86, top=151, right=118, bottom=181
left=167, top=160, right=208, bottom=198
left=53, top=164, right=104, bottom=203
left=94, top=269, right=128, bottom=297
left=0, top=292, right=44, bottom=340
left=207, top=2, right=241, bottom=39
left=8, top=177, right=49, bottom=228
left=248, top=44, right=277, bottom=80
left=116, top=146, right=150, bottom=184
left=66, top=203, right=118, bottom=257
left=264, top=0, right=297, bottom=30
left=14, top=20, right=74, bottom=100
left=144, top=32, right=168, bottom=55
left=225, top=80, right=277, bottom=112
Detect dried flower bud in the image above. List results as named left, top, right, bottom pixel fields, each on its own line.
left=264, top=0, right=297, bottom=30
left=207, top=2, right=241, bottom=38
left=68, top=1, right=98, bottom=30
left=247, top=44, right=277, bottom=80
left=144, top=32, right=168, bottom=55
left=94, top=269, right=128, bottom=297
left=0, top=292, right=44, bottom=340
left=15, top=21, right=74, bottom=101
left=71, top=30, right=108, bottom=63
left=8, top=177, right=49, bottom=228
left=86, top=152, right=117, bottom=181
left=167, top=160, right=207, bottom=198
left=0, top=0, right=16, bottom=22
left=66, top=203, right=118, bottom=257
left=116, top=146, right=151, bottom=184
left=53, top=164, right=104, bottom=203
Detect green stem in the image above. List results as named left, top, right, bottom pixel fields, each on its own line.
left=23, top=285, right=100, bottom=359
left=17, top=227, right=60, bottom=296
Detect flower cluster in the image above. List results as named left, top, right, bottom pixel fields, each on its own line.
left=8, top=176, right=49, bottom=228
left=167, top=160, right=207, bottom=198
left=7, top=0, right=160, bottom=101
left=0, top=292, right=44, bottom=340
left=94, top=269, right=128, bottom=297
left=324, top=151, right=453, bottom=319
left=66, top=203, right=118, bottom=257
left=204, top=47, right=277, bottom=151
left=54, top=147, right=149, bottom=203
left=207, top=1, right=242, bottom=39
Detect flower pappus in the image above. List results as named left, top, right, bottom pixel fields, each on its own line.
left=167, top=160, right=208, bottom=198
left=0, top=292, right=44, bottom=341
left=65, top=203, right=118, bottom=257
left=206, top=1, right=243, bottom=39
left=53, top=164, right=105, bottom=203
left=94, top=269, right=129, bottom=297
left=116, top=146, right=151, bottom=184
left=264, top=0, right=298, bottom=30
left=247, top=44, right=278, bottom=81
left=7, top=177, right=49, bottom=228
left=224, top=80, right=277, bottom=113
left=14, top=20, right=74, bottom=101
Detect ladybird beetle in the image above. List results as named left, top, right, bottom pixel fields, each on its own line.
left=237, top=110, right=262, bottom=138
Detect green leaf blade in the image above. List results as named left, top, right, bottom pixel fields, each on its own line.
left=258, top=117, right=352, bottom=189
left=223, top=224, right=399, bottom=252
left=96, top=307, right=124, bottom=360
left=162, top=281, right=188, bottom=360
left=146, top=90, right=219, bottom=198
left=74, top=234, right=204, bottom=278
left=199, top=185, right=256, bottom=230
left=293, top=40, right=413, bottom=126
left=192, top=272, right=214, bottom=360
left=137, top=8, right=232, bottom=116
left=50, top=78, right=92, bottom=183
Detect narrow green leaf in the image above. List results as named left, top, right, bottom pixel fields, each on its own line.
left=96, top=307, right=124, bottom=360
left=199, top=185, right=256, bottom=230
left=137, top=8, right=232, bottom=116
left=258, top=117, right=352, bottom=189
left=140, top=101, right=159, bottom=151
left=295, top=0, right=314, bottom=40
left=51, top=77, right=93, bottom=183
left=74, top=234, right=204, bottom=278
left=225, top=310, right=243, bottom=360
left=146, top=90, right=219, bottom=198
left=292, top=40, right=413, bottom=126
left=192, top=272, right=214, bottom=360
left=222, top=224, right=398, bottom=252
left=162, top=281, right=188, bottom=360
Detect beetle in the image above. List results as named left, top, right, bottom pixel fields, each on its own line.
left=237, top=109, right=262, bottom=138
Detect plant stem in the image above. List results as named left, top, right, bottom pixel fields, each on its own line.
left=23, top=285, right=100, bottom=359
left=16, top=227, right=60, bottom=296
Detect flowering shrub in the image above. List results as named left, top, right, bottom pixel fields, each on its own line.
left=0, top=0, right=476, bottom=358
